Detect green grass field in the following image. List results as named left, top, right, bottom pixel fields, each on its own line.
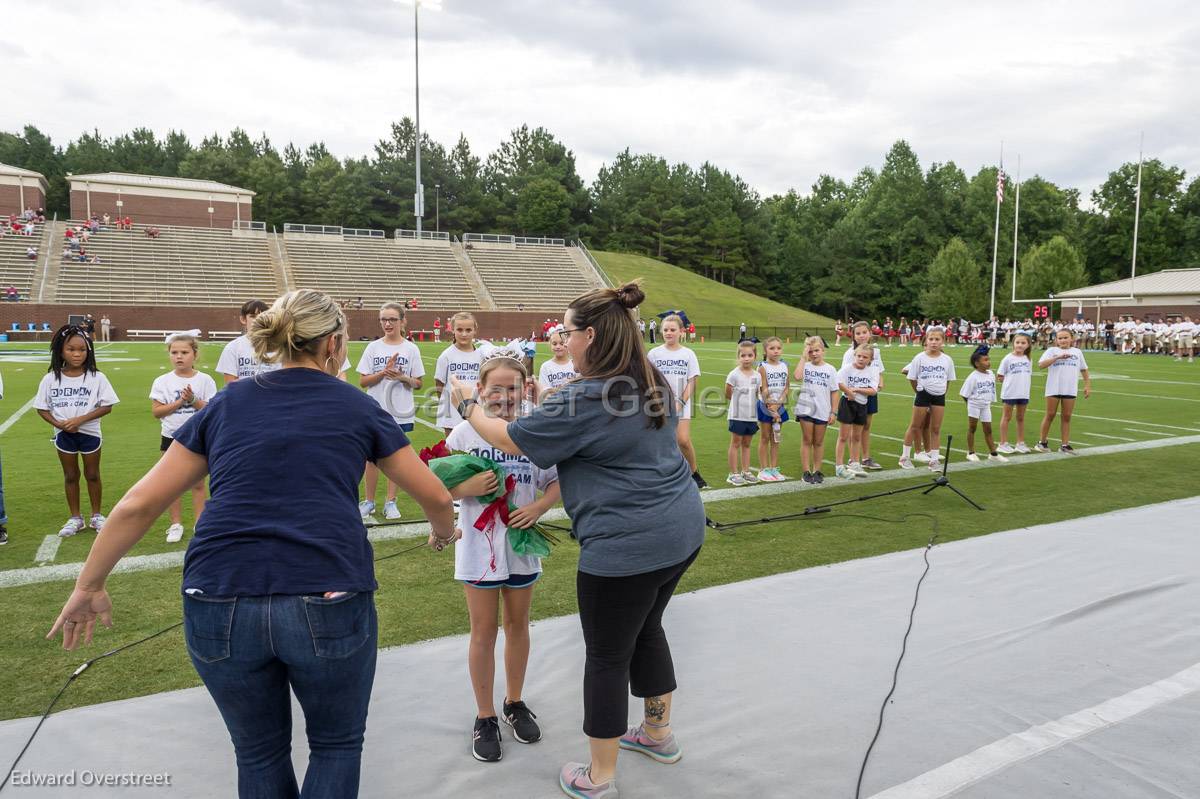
left=594, top=250, right=834, bottom=334
left=1, top=338, right=1198, bottom=719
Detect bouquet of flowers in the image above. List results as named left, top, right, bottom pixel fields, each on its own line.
left=419, top=440, right=558, bottom=557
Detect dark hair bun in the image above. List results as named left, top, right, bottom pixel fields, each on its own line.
left=614, top=281, right=645, bottom=310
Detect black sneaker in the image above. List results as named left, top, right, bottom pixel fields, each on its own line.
left=1059, top=444, right=1078, bottom=455
left=503, top=698, right=542, bottom=743
left=692, top=471, right=709, bottom=490
left=813, top=471, right=825, bottom=484
left=0, top=525, right=6, bottom=545
left=472, top=716, right=502, bottom=762
left=802, top=471, right=813, bottom=484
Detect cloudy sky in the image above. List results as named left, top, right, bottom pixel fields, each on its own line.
left=5, top=0, right=1198, bottom=199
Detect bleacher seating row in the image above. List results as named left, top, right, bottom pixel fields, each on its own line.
left=0, top=222, right=44, bottom=300
left=465, top=244, right=599, bottom=310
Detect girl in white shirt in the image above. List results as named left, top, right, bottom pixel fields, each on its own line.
left=756, top=336, right=790, bottom=482
left=34, top=325, right=120, bottom=538
left=840, top=321, right=885, bottom=470
left=794, top=336, right=838, bottom=484
left=357, top=303, right=425, bottom=521
left=216, top=298, right=279, bottom=383
left=435, top=312, right=485, bottom=435
left=446, top=349, right=560, bottom=761
left=996, top=332, right=1033, bottom=454
left=150, top=335, right=217, bottom=543
left=725, top=341, right=762, bottom=486
left=835, top=345, right=879, bottom=479
left=898, top=327, right=956, bottom=470
left=959, top=347, right=1006, bottom=463
left=1036, top=328, right=1091, bottom=454
left=647, top=315, right=706, bottom=488
left=537, top=327, right=578, bottom=392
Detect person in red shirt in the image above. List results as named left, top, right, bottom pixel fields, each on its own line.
left=433, top=316, right=442, bottom=342
left=123, top=216, right=132, bottom=230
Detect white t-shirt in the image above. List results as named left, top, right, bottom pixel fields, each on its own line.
left=837, top=363, right=878, bottom=405
left=34, top=370, right=120, bottom=437
left=356, top=339, right=425, bottom=424
left=447, top=423, right=558, bottom=582
left=216, top=335, right=282, bottom=380
left=537, top=358, right=578, bottom=391
left=904, top=352, right=956, bottom=396
left=796, top=362, right=838, bottom=420
left=1041, top=346, right=1088, bottom=397
left=435, top=345, right=484, bottom=427
left=648, top=345, right=700, bottom=417
left=959, top=369, right=997, bottom=406
left=841, top=346, right=885, bottom=375
left=149, top=370, right=218, bottom=437
left=996, top=353, right=1033, bottom=401
left=725, top=367, right=761, bottom=422
left=760, top=360, right=790, bottom=403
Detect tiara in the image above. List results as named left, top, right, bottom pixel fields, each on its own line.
left=478, top=338, right=530, bottom=364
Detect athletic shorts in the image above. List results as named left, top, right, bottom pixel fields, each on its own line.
left=836, top=397, right=869, bottom=425
left=398, top=423, right=415, bottom=433
left=967, top=403, right=992, bottom=423
left=866, top=394, right=879, bottom=415
left=728, top=420, right=759, bottom=437
left=1180, top=334, right=1194, bottom=347
left=160, top=435, right=174, bottom=452
left=913, top=390, right=946, bottom=408
left=756, top=400, right=790, bottom=424
left=462, top=572, right=540, bottom=590
left=54, top=430, right=102, bottom=455
left=797, top=415, right=828, bottom=426
left=1002, top=398, right=1029, bottom=406
left=1048, top=394, right=1077, bottom=400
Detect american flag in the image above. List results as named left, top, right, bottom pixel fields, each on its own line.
left=996, top=169, right=1006, bottom=204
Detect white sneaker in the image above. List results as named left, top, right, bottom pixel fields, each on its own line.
left=836, top=465, right=856, bottom=480
left=913, top=451, right=930, bottom=463
left=996, top=443, right=1015, bottom=454
left=773, top=470, right=789, bottom=481
left=358, top=500, right=376, bottom=520
left=165, top=523, right=185, bottom=543
left=1014, top=442, right=1031, bottom=454
left=849, top=461, right=868, bottom=476
left=726, top=473, right=746, bottom=486
left=58, top=516, right=85, bottom=538
left=988, top=453, right=1010, bottom=463
left=927, top=458, right=941, bottom=471
left=90, top=513, right=107, bottom=532
left=898, top=456, right=915, bottom=470
left=965, top=452, right=980, bottom=462
left=742, top=470, right=759, bottom=484
left=383, top=500, right=402, bottom=520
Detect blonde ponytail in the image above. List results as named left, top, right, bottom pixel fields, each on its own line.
left=249, top=290, right=346, bottom=364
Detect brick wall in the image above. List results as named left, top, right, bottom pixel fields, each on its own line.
left=0, top=185, right=46, bottom=216
left=69, top=191, right=251, bottom=228
left=0, top=303, right=558, bottom=342
left=1057, top=302, right=1200, bottom=322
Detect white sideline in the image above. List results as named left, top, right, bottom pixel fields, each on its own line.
left=33, top=535, right=60, bottom=564
left=4, top=432, right=1200, bottom=589
left=0, top=396, right=37, bottom=436
left=868, top=660, right=1200, bottom=799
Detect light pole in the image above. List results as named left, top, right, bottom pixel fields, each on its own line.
left=401, top=0, right=441, bottom=234
left=435, top=182, right=440, bottom=233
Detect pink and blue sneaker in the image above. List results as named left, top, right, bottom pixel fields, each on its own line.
left=618, top=722, right=682, bottom=764
left=559, top=763, right=618, bottom=798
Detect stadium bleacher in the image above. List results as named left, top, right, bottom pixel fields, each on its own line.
left=0, top=222, right=44, bottom=301
left=54, top=222, right=278, bottom=306
left=465, top=240, right=600, bottom=310
left=284, top=232, right=481, bottom=309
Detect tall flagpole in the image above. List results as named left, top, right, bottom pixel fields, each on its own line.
left=988, top=142, right=1004, bottom=320
left=1130, top=133, right=1144, bottom=293
left=1009, top=154, right=1021, bottom=314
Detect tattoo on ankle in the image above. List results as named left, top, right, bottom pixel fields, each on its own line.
left=646, top=696, right=666, bottom=722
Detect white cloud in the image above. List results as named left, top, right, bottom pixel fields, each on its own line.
left=3, top=0, right=1197, bottom=200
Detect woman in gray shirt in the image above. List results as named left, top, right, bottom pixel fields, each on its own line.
left=451, top=282, right=704, bottom=799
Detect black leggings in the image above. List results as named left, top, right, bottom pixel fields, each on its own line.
left=576, top=547, right=700, bottom=738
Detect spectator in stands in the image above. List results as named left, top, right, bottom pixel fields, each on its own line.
left=356, top=297, right=364, bottom=310
left=411, top=297, right=419, bottom=310
left=62, top=246, right=72, bottom=261
left=5, top=285, right=18, bottom=301
left=122, top=216, right=132, bottom=231
left=145, top=226, right=161, bottom=239
left=100, top=316, right=112, bottom=343
left=433, top=317, right=442, bottom=342
left=517, top=302, right=525, bottom=312
left=26, top=246, right=37, bottom=261
left=102, top=213, right=111, bottom=228
left=36, top=208, right=46, bottom=222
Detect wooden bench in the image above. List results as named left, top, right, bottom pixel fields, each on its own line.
left=207, top=330, right=242, bottom=341
left=126, top=329, right=177, bottom=340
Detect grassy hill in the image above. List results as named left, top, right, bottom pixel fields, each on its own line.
left=594, top=251, right=832, bottom=336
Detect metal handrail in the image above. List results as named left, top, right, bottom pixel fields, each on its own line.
left=575, top=239, right=615, bottom=288
left=462, top=233, right=515, bottom=245
left=283, top=223, right=342, bottom=236
left=344, top=227, right=385, bottom=239
left=395, top=228, right=450, bottom=241
left=514, top=236, right=565, bottom=246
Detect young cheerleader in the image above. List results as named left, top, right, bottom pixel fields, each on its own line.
left=1035, top=328, right=1091, bottom=454
left=840, top=321, right=885, bottom=470
left=959, top=347, right=1008, bottom=463
left=537, top=326, right=578, bottom=392
left=756, top=336, right=789, bottom=481
left=648, top=315, right=707, bottom=489
left=835, top=345, right=879, bottom=479
left=34, top=325, right=120, bottom=537
left=725, top=340, right=762, bottom=485
left=357, top=303, right=425, bottom=521
left=834, top=320, right=846, bottom=347
left=898, top=326, right=956, bottom=471
left=150, top=334, right=216, bottom=543
left=446, top=348, right=560, bottom=763
left=899, top=317, right=911, bottom=347
left=436, top=312, right=485, bottom=436
left=794, top=335, right=838, bottom=484
left=216, top=298, right=278, bottom=383
left=996, top=332, right=1034, bottom=454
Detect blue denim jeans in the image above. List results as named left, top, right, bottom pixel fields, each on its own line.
left=183, top=592, right=378, bottom=799
left=0, top=450, right=7, bottom=524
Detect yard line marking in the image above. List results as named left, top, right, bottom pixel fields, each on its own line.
left=6, top=434, right=1200, bottom=588
left=1072, top=431, right=1135, bottom=442
left=0, top=396, right=37, bottom=436
left=871, top=433, right=969, bottom=455
left=33, top=535, right=60, bottom=564
left=1090, top=389, right=1200, bottom=403
left=1124, top=427, right=1172, bottom=437
left=412, top=416, right=440, bottom=431
left=868, top=660, right=1200, bottom=799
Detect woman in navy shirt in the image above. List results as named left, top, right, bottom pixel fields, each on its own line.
left=49, top=289, right=455, bottom=798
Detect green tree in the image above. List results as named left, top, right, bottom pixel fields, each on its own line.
left=1019, top=235, right=1088, bottom=309
left=516, top=178, right=571, bottom=237
left=920, top=238, right=988, bottom=319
